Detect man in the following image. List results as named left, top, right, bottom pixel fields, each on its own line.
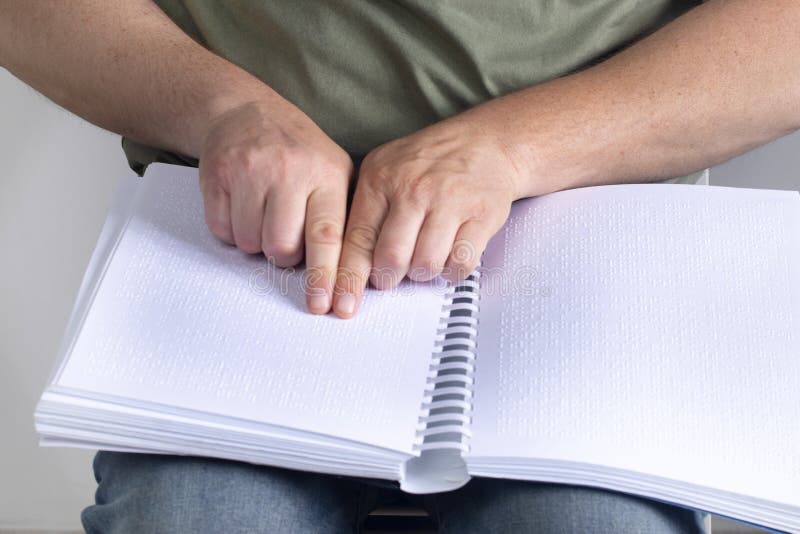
left=2, top=1, right=797, bottom=531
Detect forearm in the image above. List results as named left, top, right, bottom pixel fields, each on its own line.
left=474, top=0, right=800, bottom=198
left=0, top=0, right=281, bottom=157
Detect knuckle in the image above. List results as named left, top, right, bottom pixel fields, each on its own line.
left=202, top=157, right=233, bottom=188
left=318, top=164, right=349, bottom=188
left=375, top=245, right=407, bottom=269
left=237, top=146, right=295, bottom=187
left=359, top=158, right=392, bottom=189
left=204, top=149, right=260, bottom=191
left=268, top=149, right=292, bottom=182
left=236, top=236, right=263, bottom=255
left=307, top=218, right=343, bottom=245
left=273, top=145, right=305, bottom=175
left=431, top=175, right=456, bottom=199
left=319, top=150, right=353, bottom=180
left=402, top=176, right=433, bottom=209
left=357, top=172, right=383, bottom=195
left=345, top=224, right=379, bottom=255
left=361, top=147, right=383, bottom=170
left=262, top=239, right=302, bottom=266
left=238, top=146, right=266, bottom=176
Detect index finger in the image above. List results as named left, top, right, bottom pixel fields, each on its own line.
left=304, top=185, right=347, bottom=314
left=333, top=182, right=388, bottom=318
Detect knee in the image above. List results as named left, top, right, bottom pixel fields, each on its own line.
left=437, top=479, right=705, bottom=534
left=82, top=452, right=356, bottom=534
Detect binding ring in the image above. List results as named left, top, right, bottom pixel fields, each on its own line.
left=413, top=270, right=480, bottom=454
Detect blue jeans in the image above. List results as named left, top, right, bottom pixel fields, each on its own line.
left=82, top=451, right=706, bottom=533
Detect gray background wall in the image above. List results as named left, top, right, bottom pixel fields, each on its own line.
left=0, top=67, right=798, bottom=531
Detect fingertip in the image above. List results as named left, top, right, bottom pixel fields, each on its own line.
left=306, top=287, right=331, bottom=314
left=333, top=291, right=358, bottom=319
left=304, top=264, right=332, bottom=314
left=333, top=262, right=369, bottom=318
left=441, top=262, right=475, bottom=284
left=368, top=268, right=402, bottom=290
left=407, top=260, right=443, bottom=283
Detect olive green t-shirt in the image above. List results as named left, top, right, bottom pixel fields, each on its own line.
left=125, top=0, right=703, bottom=184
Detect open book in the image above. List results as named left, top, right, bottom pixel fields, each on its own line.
left=36, top=164, right=800, bottom=531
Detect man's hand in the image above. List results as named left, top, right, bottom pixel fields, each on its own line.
left=332, top=116, right=523, bottom=318
left=199, top=99, right=352, bottom=314
left=0, top=0, right=354, bottom=316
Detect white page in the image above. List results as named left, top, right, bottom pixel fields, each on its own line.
left=469, top=184, right=800, bottom=506
left=56, top=164, right=447, bottom=454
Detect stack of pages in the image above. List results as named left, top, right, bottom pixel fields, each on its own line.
left=36, top=164, right=800, bottom=531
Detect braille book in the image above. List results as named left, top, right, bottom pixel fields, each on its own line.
left=36, top=164, right=800, bottom=531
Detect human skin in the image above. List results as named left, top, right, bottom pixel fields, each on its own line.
left=0, top=0, right=352, bottom=314
left=331, top=0, right=800, bottom=317
left=1, top=1, right=798, bottom=319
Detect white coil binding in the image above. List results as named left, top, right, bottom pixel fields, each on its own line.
left=413, top=270, right=480, bottom=455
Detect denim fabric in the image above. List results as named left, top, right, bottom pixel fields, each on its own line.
left=82, top=451, right=706, bottom=533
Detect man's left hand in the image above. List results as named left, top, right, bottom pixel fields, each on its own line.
left=331, top=115, right=525, bottom=318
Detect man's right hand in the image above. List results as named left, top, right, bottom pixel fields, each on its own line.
left=0, top=1, right=352, bottom=315
left=199, top=99, right=353, bottom=315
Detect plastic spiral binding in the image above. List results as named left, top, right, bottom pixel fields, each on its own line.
left=414, top=270, right=480, bottom=455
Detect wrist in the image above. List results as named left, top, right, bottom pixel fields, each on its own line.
left=460, top=96, right=567, bottom=201
left=469, top=73, right=615, bottom=199
left=186, top=69, right=285, bottom=157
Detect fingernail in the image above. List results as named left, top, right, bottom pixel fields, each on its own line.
left=335, top=292, right=356, bottom=316
left=308, top=292, right=330, bottom=313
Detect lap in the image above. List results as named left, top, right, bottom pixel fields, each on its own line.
left=83, top=452, right=706, bottom=534
left=82, top=451, right=362, bottom=534
left=433, top=477, right=706, bottom=534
